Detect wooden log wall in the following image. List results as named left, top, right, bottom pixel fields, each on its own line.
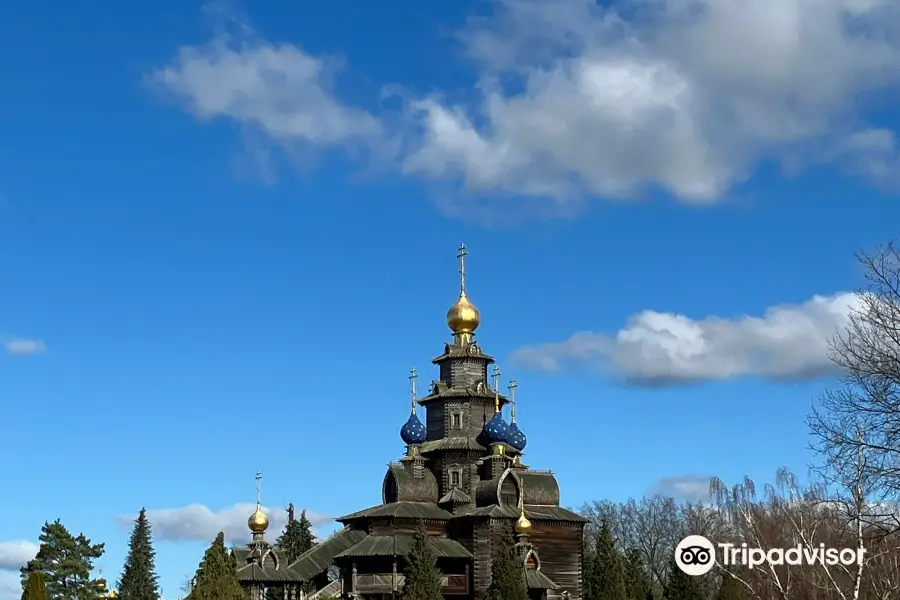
left=367, top=519, right=446, bottom=536
left=528, top=521, right=584, bottom=599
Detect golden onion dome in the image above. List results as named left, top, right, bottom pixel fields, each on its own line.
left=447, top=292, right=480, bottom=334
left=107, top=591, right=118, bottom=599
left=514, top=509, right=532, bottom=534
left=96, top=580, right=107, bottom=592
left=248, top=504, right=269, bottom=533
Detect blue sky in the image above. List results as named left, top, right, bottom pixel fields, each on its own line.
left=2, top=0, right=900, bottom=597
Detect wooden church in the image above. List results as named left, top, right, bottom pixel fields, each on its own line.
left=232, top=245, right=586, bottom=600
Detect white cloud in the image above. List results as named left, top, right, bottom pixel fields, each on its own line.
left=4, top=338, right=45, bottom=356
left=153, top=0, right=900, bottom=217
left=650, top=476, right=715, bottom=503
left=120, top=504, right=331, bottom=544
left=510, top=292, right=858, bottom=386
left=0, top=572, right=20, bottom=600
left=402, top=0, right=900, bottom=212
left=151, top=27, right=382, bottom=149
left=0, top=540, right=38, bottom=570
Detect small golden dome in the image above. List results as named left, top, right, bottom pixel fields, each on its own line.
left=107, top=591, right=118, bottom=599
left=96, top=580, right=107, bottom=592
left=515, top=510, right=532, bottom=534
left=248, top=504, right=269, bottom=533
left=447, top=292, right=480, bottom=334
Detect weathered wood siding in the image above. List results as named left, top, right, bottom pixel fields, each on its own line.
left=438, top=357, right=489, bottom=389
left=366, top=519, right=446, bottom=536
left=529, top=521, right=584, bottom=599
left=471, top=520, right=493, bottom=597
left=426, top=401, right=446, bottom=440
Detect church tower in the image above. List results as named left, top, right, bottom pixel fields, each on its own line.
left=267, top=244, right=586, bottom=600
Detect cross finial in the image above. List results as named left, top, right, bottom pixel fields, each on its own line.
left=491, top=365, right=501, bottom=412
left=255, top=471, right=262, bottom=506
left=508, top=377, right=518, bottom=422
left=409, top=367, right=418, bottom=414
left=457, top=243, right=468, bottom=294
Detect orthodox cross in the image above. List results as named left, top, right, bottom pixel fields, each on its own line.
left=255, top=471, right=262, bottom=506
left=492, top=365, right=501, bottom=412
left=509, top=377, right=518, bottom=422
left=409, top=367, right=418, bottom=413
left=457, top=243, right=468, bottom=294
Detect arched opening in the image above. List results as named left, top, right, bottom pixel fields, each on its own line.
left=524, top=550, right=539, bottom=570
left=263, top=550, right=279, bottom=570
left=383, top=470, right=399, bottom=503
left=499, top=473, right=519, bottom=506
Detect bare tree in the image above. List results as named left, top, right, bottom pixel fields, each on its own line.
left=809, top=242, right=900, bottom=521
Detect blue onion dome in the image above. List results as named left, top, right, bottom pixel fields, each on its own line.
left=400, top=412, right=427, bottom=445
left=507, top=422, right=527, bottom=451
left=483, top=411, right=510, bottom=444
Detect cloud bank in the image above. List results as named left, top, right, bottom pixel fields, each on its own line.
left=119, top=503, right=331, bottom=544
left=649, top=476, right=715, bottom=504
left=0, top=540, right=37, bottom=570
left=510, top=292, right=858, bottom=386
left=4, top=338, right=45, bottom=356
left=152, top=0, right=900, bottom=217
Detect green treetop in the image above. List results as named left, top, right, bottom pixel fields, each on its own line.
left=22, top=572, right=47, bottom=600
left=20, top=519, right=105, bottom=600
left=588, top=520, right=626, bottom=600
left=117, top=508, right=161, bottom=600
left=486, top=528, right=527, bottom=600
left=663, top=557, right=706, bottom=600
left=189, top=532, right=244, bottom=600
left=276, top=506, right=317, bottom=563
left=400, top=521, right=442, bottom=600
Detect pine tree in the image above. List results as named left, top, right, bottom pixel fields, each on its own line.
left=400, top=521, right=442, bottom=600
left=276, top=508, right=317, bottom=562
left=486, top=528, right=527, bottom=600
left=582, top=543, right=598, bottom=600
left=663, top=557, right=706, bottom=600
left=190, top=532, right=244, bottom=600
left=591, top=520, right=626, bottom=600
left=117, top=508, right=161, bottom=600
left=623, top=548, right=652, bottom=600
left=22, top=572, right=47, bottom=600
left=714, top=572, right=747, bottom=600
left=20, top=519, right=105, bottom=600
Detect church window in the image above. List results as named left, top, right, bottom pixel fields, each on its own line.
left=449, top=468, right=462, bottom=487
left=450, top=411, right=463, bottom=429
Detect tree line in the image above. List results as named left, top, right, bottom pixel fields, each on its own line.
left=578, top=241, right=900, bottom=600
left=19, top=508, right=318, bottom=600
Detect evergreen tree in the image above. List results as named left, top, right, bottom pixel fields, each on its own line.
left=400, top=521, right=442, bottom=600
left=189, top=532, right=244, bottom=600
left=22, top=572, right=47, bottom=600
left=486, top=528, right=527, bottom=600
left=20, top=519, right=105, bottom=600
left=276, top=508, right=317, bottom=562
left=591, top=520, right=626, bottom=600
left=714, top=572, right=746, bottom=600
left=581, top=544, right=598, bottom=600
left=623, top=548, right=652, bottom=600
left=117, top=508, right=161, bottom=600
left=663, top=557, right=705, bottom=600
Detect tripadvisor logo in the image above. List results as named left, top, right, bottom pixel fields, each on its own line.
left=674, top=535, right=866, bottom=576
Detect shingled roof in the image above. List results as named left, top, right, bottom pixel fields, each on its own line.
left=288, top=528, right=368, bottom=581
left=334, top=534, right=473, bottom=559
left=336, top=501, right=454, bottom=523
left=525, top=569, right=560, bottom=590
left=455, top=504, right=588, bottom=522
